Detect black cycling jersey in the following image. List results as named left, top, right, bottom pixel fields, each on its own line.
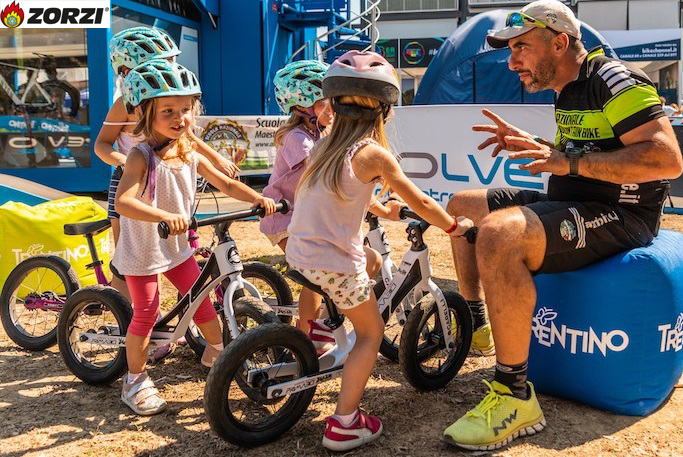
left=549, top=46, right=668, bottom=212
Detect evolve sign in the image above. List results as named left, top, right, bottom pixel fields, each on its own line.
left=387, top=105, right=556, bottom=206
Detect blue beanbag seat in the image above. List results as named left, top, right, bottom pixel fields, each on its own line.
left=529, top=229, right=683, bottom=416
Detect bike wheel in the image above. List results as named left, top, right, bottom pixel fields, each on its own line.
left=204, top=323, right=319, bottom=446
left=57, top=285, right=132, bottom=385
left=241, top=262, right=294, bottom=324
left=41, top=80, right=80, bottom=118
left=0, top=255, right=80, bottom=350
left=185, top=295, right=279, bottom=358
left=399, top=290, right=472, bottom=391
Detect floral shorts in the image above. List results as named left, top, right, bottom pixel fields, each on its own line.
left=292, top=267, right=373, bottom=310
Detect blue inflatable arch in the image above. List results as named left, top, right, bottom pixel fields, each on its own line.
left=413, top=10, right=616, bottom=105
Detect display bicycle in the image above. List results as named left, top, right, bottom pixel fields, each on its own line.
left=203, top=208, right=476, bottom=446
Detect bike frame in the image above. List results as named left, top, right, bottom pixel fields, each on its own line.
left=245, top=216, right=455, bottom=399
left=78, top=234, right=263, bottom=349
left=0, top=61, right=54, bottom=110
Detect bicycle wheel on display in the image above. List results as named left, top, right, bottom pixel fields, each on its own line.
left=241, top=262, right=294, bottom=324
left=41, top=80, right=80, bottom=119
left=399, top=290, right=472, bottom=391
left=204, top=323, right=319, bottom=446
left=0, top=255, right=80, bottom=350
left=57, top=285, right=132, bottom=385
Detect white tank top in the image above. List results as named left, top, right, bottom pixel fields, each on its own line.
left=286, top=138, right=378, bottom=275
left=102, top=121, right=139, bottom=157
left=112, top=145, right=197, bottom=276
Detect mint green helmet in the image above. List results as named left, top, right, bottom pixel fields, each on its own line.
left=274, top=60, right=329, bottom=114
left=109, top=27, right=181, bottom=75
left=123, top=60, right=201, bottom=112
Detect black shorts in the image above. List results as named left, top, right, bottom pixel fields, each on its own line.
left=487, top=188, right=656, bottom=275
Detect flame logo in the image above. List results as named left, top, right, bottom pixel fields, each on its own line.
left=1, top=1, right=24, bottom=28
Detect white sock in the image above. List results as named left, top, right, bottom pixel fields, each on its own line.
left=209, top=342, right=224, bottom=351
left=127, top=371, right=145, bottom=385
left=335, top=409, right=359, bottom=427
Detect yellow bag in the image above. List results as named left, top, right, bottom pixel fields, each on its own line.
left=0, top=196, right=110, bottom=291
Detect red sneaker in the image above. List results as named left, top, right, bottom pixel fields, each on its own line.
left=322, top=410, right=383, bottom=451
left=308, top=319, right=335, bottom=354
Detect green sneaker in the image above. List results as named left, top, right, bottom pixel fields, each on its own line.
left=443, top=380, right=545, bottom=450
left=469, top=323, right=495, bottom=356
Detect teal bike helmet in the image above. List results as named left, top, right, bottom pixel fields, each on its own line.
left=109, top=27, right=181, bottom=75
left=123, top=59, right=201, bottom=113
left=274, top=60, right=329, bottom=114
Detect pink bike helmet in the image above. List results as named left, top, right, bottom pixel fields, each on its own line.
left=323, top=50, right=400, bottom=120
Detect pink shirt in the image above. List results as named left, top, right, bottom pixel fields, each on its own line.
left=286, top=138, right=378, bottom=275
left=260, top=126, right=316, bottom=235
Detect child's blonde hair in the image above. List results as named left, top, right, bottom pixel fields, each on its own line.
left=133, top=96, right=203, bottom=162
left=274, top=112, right=306, bottom=147
left=298, top=95, right=391, bottom=201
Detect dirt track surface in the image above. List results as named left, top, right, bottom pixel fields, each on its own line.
left=2, top=215, right=683, bottom=457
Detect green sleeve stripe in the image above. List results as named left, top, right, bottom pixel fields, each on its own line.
left=603, top=84, right=662, bottom=126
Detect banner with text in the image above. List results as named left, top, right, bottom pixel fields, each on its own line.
left=195, top=115, right=288, bottom=176
left=387, top=105, right=557, bottom=206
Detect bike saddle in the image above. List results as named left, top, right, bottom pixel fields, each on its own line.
left=285, top=270, right=328, bottom=298
left=64, top=219, right=111, bottom=236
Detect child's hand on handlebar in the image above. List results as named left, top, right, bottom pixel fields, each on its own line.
left=385, top=200, right=405, bottom=221
left=253, top=197, right=277, bottom=216
left=160, top=212, right=189, bottom=236
left=448, top=216, right=474, bottom=238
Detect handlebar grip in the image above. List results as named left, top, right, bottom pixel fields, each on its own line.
left=277, top=199, right=290, bottom=215
left=399, top=207, right=422, bottom=221
left=465, top=226, right=478, bottom=244
left=158, top=217, right=198, bottom=239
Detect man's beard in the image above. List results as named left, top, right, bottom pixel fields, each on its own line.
left=522, top=55, right=556, bottom=93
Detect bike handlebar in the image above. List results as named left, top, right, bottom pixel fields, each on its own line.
left=158, top=199, right=290, bottom=239
left=399, top=207, right=478, bottom=244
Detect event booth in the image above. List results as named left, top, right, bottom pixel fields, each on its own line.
left=413, top=10, right=616, bottom=105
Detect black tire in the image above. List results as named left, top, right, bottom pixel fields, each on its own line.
left=42, top=80, right=80, bottom=118
left=204, top=323, right=319, bottom=446
left=1, top=255, right=80, bottom=350
left=241, top=262, right=294, bottom=324
left=57, top=285, right=132, bottom=385
left=399, top=290, right=472, bottom=391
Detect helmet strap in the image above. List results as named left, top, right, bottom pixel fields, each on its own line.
left=331, top=98, right=389, bottom=122
left=292, top=106, right=323, bottom=139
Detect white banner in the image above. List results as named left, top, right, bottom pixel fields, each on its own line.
left=196, top=115, right=288, bottom=177
left=386, top=105, right=557, bottom=207
left=0, top=1, right=110, bottom=29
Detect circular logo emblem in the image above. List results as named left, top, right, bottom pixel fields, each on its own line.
left=559, top=219, right=576, bottom=242
left=546, top=13, right=558, bottom=24
left=402, top=41, right=425, bottom=66
left=227, top=246, right=241, bottom=265
left=1, top=1, right=24, bottom=28
left=201, top=119, right=251, bottom=167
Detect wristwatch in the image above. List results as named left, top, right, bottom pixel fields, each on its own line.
left=564, top=147, right=584, bottom=177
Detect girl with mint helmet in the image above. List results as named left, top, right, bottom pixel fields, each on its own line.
left=123, top=59, right=201, bottom=113
left=274, top=59, right=329, bottom=115
left=109, top=27, right=181, bottom=76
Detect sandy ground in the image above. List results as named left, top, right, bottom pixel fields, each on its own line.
left=1, top=214, right=683, bottom=457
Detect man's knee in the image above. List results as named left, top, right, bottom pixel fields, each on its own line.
left=446, top=189, right=489, bottom=220
left=476, top=207, right=545, bottom=268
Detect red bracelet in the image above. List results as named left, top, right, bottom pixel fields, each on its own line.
left=445, top=216, right=458, bottom=234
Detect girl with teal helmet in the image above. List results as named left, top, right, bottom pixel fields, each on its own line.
left=113, top=59, right=276, bottom=416
left=95, top=25, right=186, bottom=309
left=260, top=59, right=334, bottom=349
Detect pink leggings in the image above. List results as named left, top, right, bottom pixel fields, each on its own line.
left=125, top=256, right=217, bottom=337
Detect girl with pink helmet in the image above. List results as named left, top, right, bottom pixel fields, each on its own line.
left=286, top=50, right=473, bottom=451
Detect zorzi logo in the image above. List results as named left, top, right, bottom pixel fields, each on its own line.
left=0, top=1, right=110, bottom=28
left=532, top=307, right=630, bottom=356
left=1, top=1, right=23, bottom=28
